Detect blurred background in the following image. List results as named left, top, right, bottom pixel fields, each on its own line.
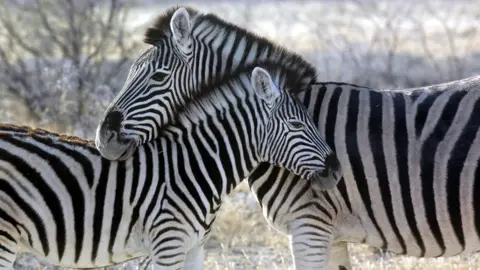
left=1, top=0, right=479, bottom=269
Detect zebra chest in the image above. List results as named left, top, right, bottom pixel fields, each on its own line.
left=155, top=193, right=216, bottom=250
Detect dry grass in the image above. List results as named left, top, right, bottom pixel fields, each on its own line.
left=204, top=182, right=292, bottom=269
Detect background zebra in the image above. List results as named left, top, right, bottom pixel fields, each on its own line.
left=94, top=5, right=480, bottom=270
left=248, top=75, right=480, bottom=269
left=0, top=66, right=336, bottom=269
left=94, top=7, right=341, bottom=191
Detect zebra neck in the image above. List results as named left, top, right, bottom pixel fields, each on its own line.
left=155, top=133, right=259, bottom=207
left=189, top=19, right=315, bottom=91
left=156, top=110, right=263, bottom=203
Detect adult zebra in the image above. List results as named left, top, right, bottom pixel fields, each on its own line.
left=95, top=7, right=342, bottom=191
left=95, top=6, right=480, bottom=270
left=0, top=66, right=336, bottom=269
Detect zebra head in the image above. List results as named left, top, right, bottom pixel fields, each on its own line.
left=251, top=67, right=341, bottom=190
left=95, top=8, right=199, bottom=160
left=95, top=6, right=319, bottom=162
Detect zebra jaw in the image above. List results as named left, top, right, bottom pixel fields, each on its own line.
left=117, top=139, right=138, bottom=161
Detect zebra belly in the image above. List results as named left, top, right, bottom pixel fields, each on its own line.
left=15, top=225, right=148, bottom=268
left=19, top=243, right=146, bottom=268
left=15, top=230, right=148, bottom=268
left=348, top=221, right=480, bottom=257
left=341, top=202, right=480, bottom=258
left=8, top=201, right=149, bottom=268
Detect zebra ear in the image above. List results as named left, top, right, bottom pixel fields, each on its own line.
left=170, top=7, right=192, bottom=48
left=251, top=67, right=281, bottom=104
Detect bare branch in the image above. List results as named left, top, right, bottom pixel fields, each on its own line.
left=0, top=0, right=138, bottom=136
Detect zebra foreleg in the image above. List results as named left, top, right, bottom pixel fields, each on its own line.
left=289, top=235, right=331, bottom=269
left=327, top=242, right=351, bottom=270
left=289, top=220, right=334, bottom=270
left=146, top=246, right=204, bottom=270
left=138, top=256, right=152, bottom=270
left=148, top=246, right=194, bottom=270
left=184, top=244, right=204, bottom=270
left=0, top=236, right=17, bottom=270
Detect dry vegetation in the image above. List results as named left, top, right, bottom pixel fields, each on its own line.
left=2, top=0, right=480, bottom=269
left=0, top=0, right=140, bottom=136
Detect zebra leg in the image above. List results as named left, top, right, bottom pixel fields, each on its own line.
left=184, top=244, right=204, bottom=270
left=327, top=242, right=351, bottom=270
left=289, top=219, right=334, bottom=270
left=149, top=254, right=189, bottom=270
left=138, top=256, right=152, bottom=270
left=0, top=234, right=17, bottom=270
left=149, top=244, right=191, bottom=270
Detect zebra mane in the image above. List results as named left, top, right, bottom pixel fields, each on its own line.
left=313, top=81, right=373, bottom=90
left=143, top=6, right=317, bottom=94
left=163, top=65, right=289, bottom=131
left=0, top=123, right=95, bottom=147
left=143, top=6, right=199, bottom=42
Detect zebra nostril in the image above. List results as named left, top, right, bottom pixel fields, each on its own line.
left=103, top=110, right=124, bottom=132
left=324, top=153, right=340, bottom=172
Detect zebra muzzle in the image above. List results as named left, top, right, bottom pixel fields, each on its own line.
left=96, top=130, right=138, bottom=161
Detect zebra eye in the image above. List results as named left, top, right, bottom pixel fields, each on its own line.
left=288, top=120, right=305, bottom=130
left=151, top=72, right=169, bottom=82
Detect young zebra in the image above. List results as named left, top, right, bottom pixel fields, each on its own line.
left=0, top=67, right=335, bottom=269
left=95, top=6, right=341, bottom=191
left=249, top=76, right=480, bottom=269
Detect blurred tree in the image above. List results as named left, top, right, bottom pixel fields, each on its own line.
left=0, top=0, right=139, bottom=137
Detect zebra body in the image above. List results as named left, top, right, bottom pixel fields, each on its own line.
left=0, top=67, right=334, bottom=269
left=249, top=76, right=480, bottom=269
left=0, top=126, right=148, bottom=267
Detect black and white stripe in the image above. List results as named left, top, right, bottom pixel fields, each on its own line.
left=249, top=76, right=480, bottom=269
left=0, top=67, right=336, bottom=269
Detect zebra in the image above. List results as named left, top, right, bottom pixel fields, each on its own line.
left=94, top=7, right=341, bottom=192
left=0, top=66, right=337, bottom=269
left=94, top=6, right=480, bottom=270
left=246, top=76, right=480, bottom=269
